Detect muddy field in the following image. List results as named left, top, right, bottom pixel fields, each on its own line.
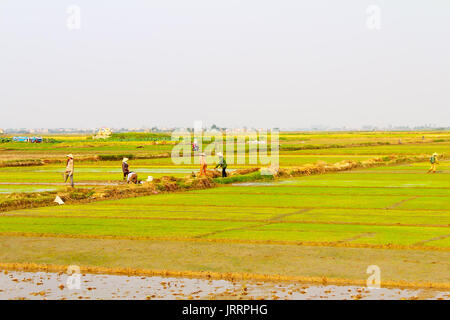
left=1, top=271, right=448, bottom=300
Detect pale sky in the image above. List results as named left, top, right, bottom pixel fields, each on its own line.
left=0, top=1, right=449, bottom=129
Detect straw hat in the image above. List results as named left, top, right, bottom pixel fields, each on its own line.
left=217, top=152, right=223, bottom=157
left=201, top=153, right=206, bottom=156
left=123, top=158, right=129, bottom=162
left=433, top=153, right=438, bottom=156
left=66, top=154, right=73, bottom=158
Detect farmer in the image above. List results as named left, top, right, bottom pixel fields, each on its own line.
left=122, top=158, right=130, bottom=181
left=63, top=154, right=74, bottom=187
left=127, top=171, right=138, bottom=184
left=427, top=153, right=439, bottom=173
left=192, top=139, right=199, bottom=152
left=199, top=152, right=207, bottom=176
left=215, top=152, right=227, bottom=177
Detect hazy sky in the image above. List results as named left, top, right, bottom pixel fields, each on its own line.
left=0, top=1, right=449, bottom=129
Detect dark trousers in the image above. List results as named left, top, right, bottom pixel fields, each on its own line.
left=222, top=168, right=227, bottom=177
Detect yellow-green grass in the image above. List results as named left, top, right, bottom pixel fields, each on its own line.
left=1, top=209, right=448, bottom=247
left=280, top=208, right=450, bottom=226
left=0, top=216, right=256, bottom=238
left=0, top=140, right=173, bottom=154
left=2, top=158, right=445, bottom=186
left=283, top=142, right=449, bottom=155
left=0, top=144, right=173, bottom=164
left=0, top=154, right=379, bottom=185
left=103, top=192, right=407, bottom=209
left=1, top=158, right=449, bottom=287
left=7, top=204, right=450, bottom=227
left=273, top=166, right=450, bottom=188
left=1, top=236, right=449, bottom=284
left=365, top=162, right=450, bottom=170
left=2, top=163, right=449, bottom=248
left=204, top=223, right=450, bottom=246
left=129, top=155, right=376, bottom=167
left=397, top=197, right=450, bottom=211
left=5, top=204, right=292, bottom=219
left=0, top=165, right=195, bottom=183
left=1, top=131, right=449, bottom=286
left=278, top=131, right=450, bottom=140
left=191, top=185, right=450, bottom=197
left=2, top=131, right=448, bottom=163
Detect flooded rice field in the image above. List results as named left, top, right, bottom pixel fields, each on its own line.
left=0, top=270, right=448, bottom=300
left=0, top=186, right=58, bottom=194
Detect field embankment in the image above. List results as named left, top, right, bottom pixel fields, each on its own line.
left=0, top=154, right=437, bottom=213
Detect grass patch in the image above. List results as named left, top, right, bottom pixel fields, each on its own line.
left=214, top=171, right=274, bottom=184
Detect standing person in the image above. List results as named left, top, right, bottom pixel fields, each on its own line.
left=63, top=154, right=74, bottom=187
left=215, top=152, right=227, bottom=177
left=199, top=153, right=207, bottom=176
left=122, top=158, right=130, bottom=181
left=427, top=153, right=439, bottom=173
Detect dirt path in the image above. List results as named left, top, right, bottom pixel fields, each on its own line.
left=385, top=196, right=420, bottom=209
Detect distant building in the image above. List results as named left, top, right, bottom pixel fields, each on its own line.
left=93, top=127, right=112, bottom=139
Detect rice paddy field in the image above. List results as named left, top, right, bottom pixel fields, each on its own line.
left=0, top=131, right=449, bottom=300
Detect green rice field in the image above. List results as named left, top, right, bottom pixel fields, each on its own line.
left=2, top=162, right=449, bottom=248
left=0, top=131, right=449, bottom=287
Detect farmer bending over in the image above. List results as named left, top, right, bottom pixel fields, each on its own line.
left=127, top=171, right=138, bottom=184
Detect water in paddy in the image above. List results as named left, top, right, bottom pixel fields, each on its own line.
left=0, top=186, right=58, bottom=194
left=0, top=271, right=447, bottom=300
